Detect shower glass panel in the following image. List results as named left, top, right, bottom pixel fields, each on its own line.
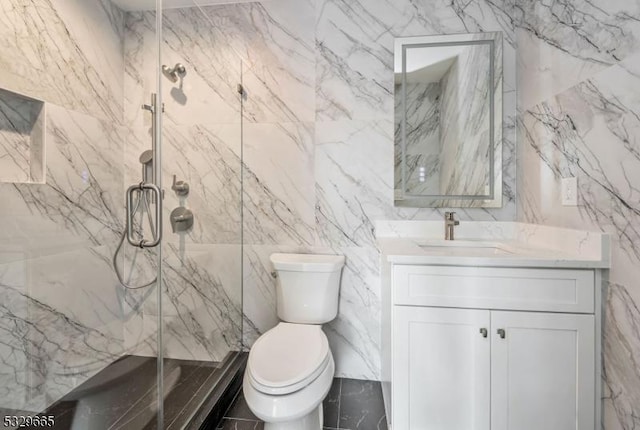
left=0, top=0, right=166, bottom=428
left=157, top=2, right=245, bottom=428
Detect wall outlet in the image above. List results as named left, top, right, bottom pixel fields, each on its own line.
left=561, top=177, right=578, bottom=206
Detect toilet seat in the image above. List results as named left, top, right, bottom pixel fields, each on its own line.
left=248, top=323, right=330, bottom=395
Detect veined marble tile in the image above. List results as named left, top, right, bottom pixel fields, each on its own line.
left=316, top=0, right=516, bottom=220
left=0, top=90, right=40, bottom=184
left=0, top=257, right=32, bottom=410
left=179, top=0, right=318, bottom=125
left=124, top=11, right=159, bottom=131
left=315, top=0, right=399, bottom=121
left=322, top=246, right=382, bottom=380
left=519, top=54, right=640, bottom=259
left=161, top=123, right=242, bottom=245
left=516, top=0, right=640, bottom=109
left=160, top=243, right=242, bottom=361
left=242, top=246, right=278, bottom=348
left=123, top=243, right=243, bottom=362
left=51, top=0, right=125, bottom=115
left=0, top=104, right=124, bottom=249
left=243, top=122, right=316, bottom=246
left=316, top=0, right=516, bottom=122
left=603, top=246, right=640, bottom=430
left=0, top=0, right=124, bottom=122
left=122, top=314, right=158, bottom=359
left=32, top=246, right=125, bottom=405
left=0, top=101, right=127, bottom=410
left=161, top=8, right=244, bottom=127
left=126, top=0, right=314, bottom=128
left=0, top=246, right=125, bottom=411
left=123, top=123, right=242, bottom=246
left=125, top=7, right=243, bottom=129
left=44, top=105, right=124, bottom=244
left=395, top=0, right=517, bottom=94
left=125, top=7, right=239, bottom=127
left=236, top=0, right=316, bottom=124
left=315, top=119, right=396, bottom=248
left=517, top=48, right=640, bottom=429
left=395, top=0, right=516, bottom=47
left=122, top=242, right=244, bottom=361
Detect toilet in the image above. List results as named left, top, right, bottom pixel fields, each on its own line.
left=243, top=253, right=345, bottom=430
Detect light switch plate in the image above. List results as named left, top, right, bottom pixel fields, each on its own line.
left=561, top=177, right=578, bottom=206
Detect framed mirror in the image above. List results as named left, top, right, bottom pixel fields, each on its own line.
left=394, top=32, right=503, bottom=208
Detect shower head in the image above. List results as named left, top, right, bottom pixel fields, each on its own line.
left=162, top=63, right=186, bottom=83
left=139, top=150, right=153, bottom=165
left=139, top=150, right=154, bottom=184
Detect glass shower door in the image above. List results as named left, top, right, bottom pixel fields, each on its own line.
left=155, top=4, right=245, bottom=427
left=0, top=0, right=165, bottom=428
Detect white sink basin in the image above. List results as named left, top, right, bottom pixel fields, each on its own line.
left=416, top=239, right=514, bottom=254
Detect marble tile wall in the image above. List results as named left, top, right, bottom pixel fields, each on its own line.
left=0, top=1, right=519, bottom=409
left=0, top=89, right=45, bottom=184
left=0, top=0, right=124, bottom=123
left=0, top=0, right=132, bottom=412
left=515, top=1, right=640, bottom=428
left=6, top=1, right=639, bottom=421
left=0, top=105, right=127, bottom=411
left=229, top=0, right=517, bottom=380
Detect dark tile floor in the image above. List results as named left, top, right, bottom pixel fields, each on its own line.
left=217, top=378, right=388, bottom=430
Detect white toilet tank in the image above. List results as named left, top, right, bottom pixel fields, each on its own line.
left=270, top=253, right=345, bottom=324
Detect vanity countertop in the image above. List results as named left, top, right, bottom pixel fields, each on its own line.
left=376, top=221, right=610, bottom=269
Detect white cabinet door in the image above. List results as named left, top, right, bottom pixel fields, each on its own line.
left=491, top=311, right=595, bottom=430
left=393, top=307, right=491, bottom=430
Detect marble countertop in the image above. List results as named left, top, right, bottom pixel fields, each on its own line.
left=377, top=221, right=610, bottom=269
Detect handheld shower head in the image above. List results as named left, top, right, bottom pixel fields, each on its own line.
left=139, top=150, right=153, bottom=166
left=162, top=63, right=186, bottom=83
left=139, top=150, right=153, bottom=184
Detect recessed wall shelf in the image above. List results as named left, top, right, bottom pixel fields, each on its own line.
left=0, top=87, right=45, bottom=184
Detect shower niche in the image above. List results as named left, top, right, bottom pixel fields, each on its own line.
left=0, top=87, right=46, bottom=184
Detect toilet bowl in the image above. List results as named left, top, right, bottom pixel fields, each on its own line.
left=243, top=323, right=334, bottom=429
left=243, top=253, right=345, bottom=430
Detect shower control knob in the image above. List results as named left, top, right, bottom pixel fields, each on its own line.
left=170, top=207, right=194, bottom=233
left=172, top=175, right=189, bottom=196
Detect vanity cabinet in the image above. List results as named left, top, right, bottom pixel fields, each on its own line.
left=390, top=265, right=599, bottom=430
left=393, top=307, right=491, bottom=430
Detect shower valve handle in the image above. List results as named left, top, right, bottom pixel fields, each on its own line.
left=172, top=175, right=189, bottom=196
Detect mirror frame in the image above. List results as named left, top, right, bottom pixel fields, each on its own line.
left=394, top=32, right=503, bottom=208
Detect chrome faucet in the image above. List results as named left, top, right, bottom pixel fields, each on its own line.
left=444, top=212, right=460, bottom=240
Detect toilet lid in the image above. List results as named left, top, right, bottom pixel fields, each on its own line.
left=248, top=323, right=330, bottom=395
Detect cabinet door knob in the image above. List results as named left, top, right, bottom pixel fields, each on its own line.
left=479, top=328, right=488, bottom=338
left=497, top=328, right=506, bottom=339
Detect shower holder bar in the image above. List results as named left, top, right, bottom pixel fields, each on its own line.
left=126, top=181, right=162, bottom=248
